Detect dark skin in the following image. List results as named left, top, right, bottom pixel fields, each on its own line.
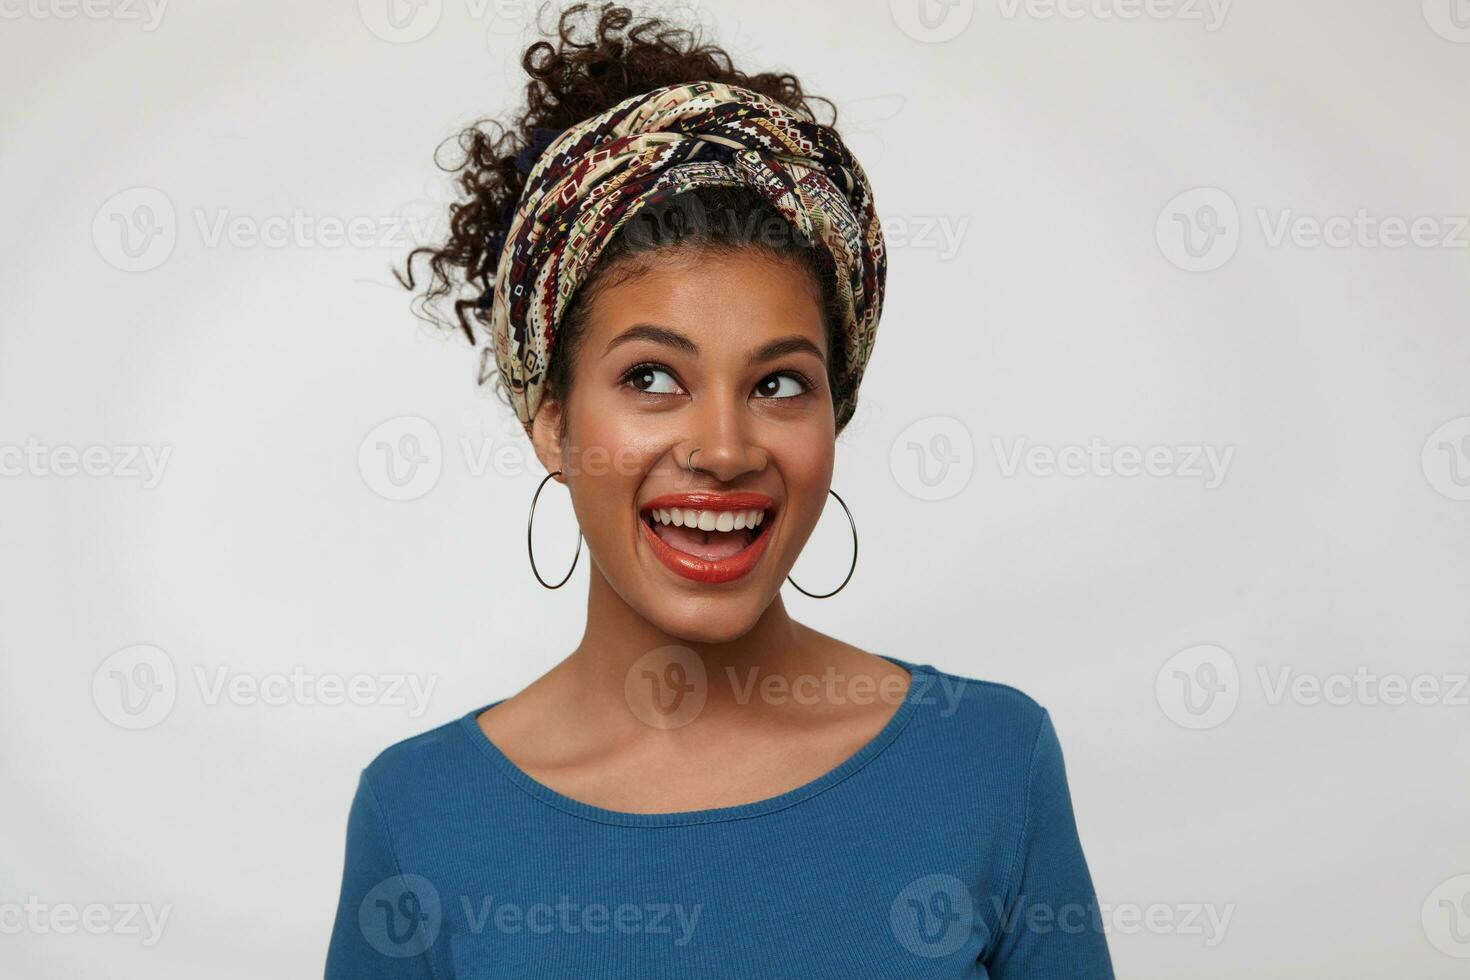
left=478, top=247, right=909, bottom=814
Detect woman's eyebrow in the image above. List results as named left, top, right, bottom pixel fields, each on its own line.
left=604, top=323, right=826, bottom=365
left=603, top=323, right=698, bottom=357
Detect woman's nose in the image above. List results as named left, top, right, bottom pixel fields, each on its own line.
left=680, top=393, right=768, bottom=483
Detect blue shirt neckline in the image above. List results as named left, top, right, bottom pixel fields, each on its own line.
left=455, top=654, right=933, bottom=827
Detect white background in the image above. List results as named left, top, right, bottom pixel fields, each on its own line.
left=2, top=0, right=1468, bottom=977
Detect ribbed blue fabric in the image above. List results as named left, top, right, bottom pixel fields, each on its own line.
left=325, top=657, right=1115, bottom=978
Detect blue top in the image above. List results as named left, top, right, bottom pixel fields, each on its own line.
left=324, top=657, right=1115, bottom=978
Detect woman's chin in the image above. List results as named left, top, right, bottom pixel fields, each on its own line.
left=642, top=603, right=765, bottom=647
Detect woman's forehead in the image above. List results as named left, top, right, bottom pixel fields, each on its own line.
left=583, top=250, right=828, bottom=355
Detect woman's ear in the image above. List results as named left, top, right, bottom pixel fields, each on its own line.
left=530, top=398, right=566, bottom=481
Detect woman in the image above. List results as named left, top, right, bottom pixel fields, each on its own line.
left=326, top=5, right=1114, bottom=977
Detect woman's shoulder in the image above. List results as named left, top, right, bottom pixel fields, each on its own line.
left=354, top=710, right=485, bottom=804
left=900, top=659, right=1058, bottom=764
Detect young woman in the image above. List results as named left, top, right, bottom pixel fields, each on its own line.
left=326, top=5, right=1114, bottom=977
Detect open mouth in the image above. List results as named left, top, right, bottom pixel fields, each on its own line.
left=636, top=493, right=777, bottom=584
left=641, top=505, right=772, bottom=560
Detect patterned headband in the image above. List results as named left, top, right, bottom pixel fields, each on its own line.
left=477, top=80, right=887, bottom=435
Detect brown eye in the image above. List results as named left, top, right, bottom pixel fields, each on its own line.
left=622, top=364, right=681, bottom=395
left=753, top=372, right=808, bottom=399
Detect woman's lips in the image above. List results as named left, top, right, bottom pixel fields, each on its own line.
left=638, top=492, right=776, bottom=585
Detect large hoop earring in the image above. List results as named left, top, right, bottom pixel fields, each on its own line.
left=527, top=470, right=582, bottom=589
left=786, top=488, right=858, bottom=599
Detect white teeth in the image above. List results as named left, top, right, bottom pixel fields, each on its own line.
left=647, top=507, right=768, bottom=531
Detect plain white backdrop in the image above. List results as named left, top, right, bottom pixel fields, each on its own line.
left=2, top=0, right=1468, bottom=976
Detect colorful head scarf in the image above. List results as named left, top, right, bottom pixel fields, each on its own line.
left=477, top=80, right=887, bottom=435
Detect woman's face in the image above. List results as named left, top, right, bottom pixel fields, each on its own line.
left=530, top=247, right=836, bottom=644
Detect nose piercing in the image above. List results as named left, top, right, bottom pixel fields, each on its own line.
left=684, top=447, right=702, bottom=473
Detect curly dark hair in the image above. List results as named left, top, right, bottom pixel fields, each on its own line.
left=398, top=2, right=860, bottom=438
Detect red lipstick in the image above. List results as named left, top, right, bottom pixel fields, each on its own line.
left=638, top=492, right=776, bottom=585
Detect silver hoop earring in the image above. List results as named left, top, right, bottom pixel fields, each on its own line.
left=786, top=488, right=858, bottom=599
left=527, top=470, right=582, bottom=589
